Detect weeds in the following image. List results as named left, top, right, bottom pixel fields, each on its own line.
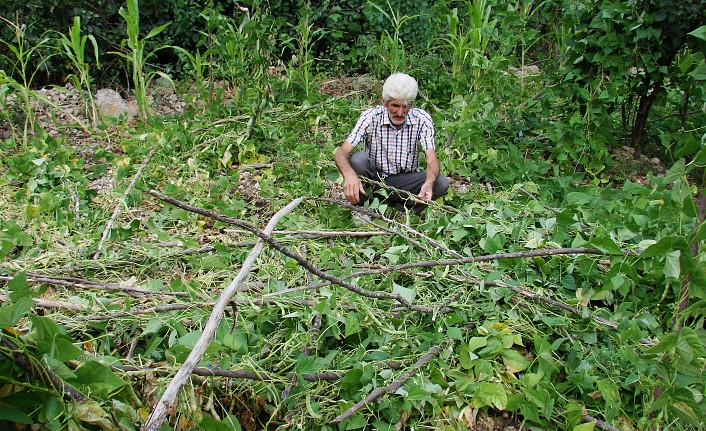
left=0, top=17, right=56, bottom=145
left=283, top=2, right=327, bottom=98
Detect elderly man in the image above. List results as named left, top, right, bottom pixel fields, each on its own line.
left=334, top=72, right=449, bottom=213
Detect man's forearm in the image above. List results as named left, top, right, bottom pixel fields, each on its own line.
left=334, top=149, right=357, bottom=180
left=425, top=151, right=440, bottom=184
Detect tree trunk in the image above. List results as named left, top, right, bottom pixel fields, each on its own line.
left=630, top=80, right=663, bottom=158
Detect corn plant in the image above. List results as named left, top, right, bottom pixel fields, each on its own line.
left=283, top=3, right=327, bottom=98
left=437, top=0, right=497, bottom=95
left=55, top=16, right=100, bottom=127
left=366, top=0, right=419, bottom=77
left=113, top=0, right=173, bottom=121
left=0, top=17, right=56, bottom=145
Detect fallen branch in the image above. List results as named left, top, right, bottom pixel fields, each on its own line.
left=329, top=342, right=446, bottom=424
left=265, top=247, right=606, bottom=299
left=142, top=197, right=305, bottom=431
left=148, top=190, right=442, bottom=314
left=583, top=414, right=621, bottom=431
left=0, top=294, right=95, bottom=313
left=0, top=273, right=188, bottom=298
left=0, top=334, right=86, bottom=401
left=116, top=364, right=345, bottom=383
left=224, top=228, right=389, bottom=239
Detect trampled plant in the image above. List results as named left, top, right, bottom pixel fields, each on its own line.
left=1, top=1, right=706, bottom=430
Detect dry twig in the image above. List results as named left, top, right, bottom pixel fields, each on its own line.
left=94, top=148, right=156, bottom=260
left=329, top=342, right=446, bottom=424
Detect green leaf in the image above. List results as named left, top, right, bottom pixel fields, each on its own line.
left=458, top=343, right=475, bottom=369
left=345, top=313, right=361, bottom=337
left=145, top=22, right=171, bottom=40
left=688, top=60, right=706, bottom=81
left=589, top=237, right=623, bottom=255
left=688, top=268, right=706, bottom=299
left=344, top=413, right=368, bottom=429
left=596, top=380, right=620, bottom=421
left=501, top=349, right=530, bottom=373
left=342, top=368, right=364, bottom=388
left=30, top=315, right=83, bottom=362
left=70, top=361, right=130, bottom=399
left=572, top=423, right=595, bottom=431
left=565, top=192, right=591, bottom=206
left=447, top=326, right=464, bottom=340
left=199, top=415, right=235, bottom=431
left=664, top=250, right=681, bottom=278
left=0, top=296, right=34, bottom=327
left=472, top=382, right=507, bottom=410
left=678, top=327, right=705, bottom=361
left=0, top=407, right=33, bottom=424
left=392, top=283, right=415, bottom=303
left=640, top=237, right=688, bottom=258
left=687, top=25, right=706, bottom=42
left=372, top=421, right=394, bottom=431
left=467, top=336, right=488, bottom=351
left=646, top=332, right=677, bottom=354
left=72, top=400, right=115, bottom=431
left=199, top=254, right=227, bottom=270
left=8, top=272, right=32, bottom=301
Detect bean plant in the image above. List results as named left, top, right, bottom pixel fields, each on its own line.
left=0, top=1, right=705, bottom=431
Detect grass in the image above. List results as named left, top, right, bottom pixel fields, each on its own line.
left=1, top=5, right=705, bottom=431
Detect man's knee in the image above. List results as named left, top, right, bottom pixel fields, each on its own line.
left=433, top=174, right=449, bottom=199
left=348, top=152, right=372, bottom=176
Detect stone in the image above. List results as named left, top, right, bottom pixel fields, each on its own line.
left=95, top=88, right=135, bottom=121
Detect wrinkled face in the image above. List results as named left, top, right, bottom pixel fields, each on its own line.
left=384, top=98, right=413, bottom=126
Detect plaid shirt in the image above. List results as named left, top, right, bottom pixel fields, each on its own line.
left=346, top=105, right=435, bottom=176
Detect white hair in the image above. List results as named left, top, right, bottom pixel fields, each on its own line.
left=382, top=72, right=418, bottom=103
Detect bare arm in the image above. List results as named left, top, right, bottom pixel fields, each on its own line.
left=419, top=149, right=440, bottom=200
left=334, top=141, right=365, bottom=204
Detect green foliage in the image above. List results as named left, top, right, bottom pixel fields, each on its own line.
left=54, top=16, right=101, bottom=127
left=0, top=18, right=56, bottom=145
left=364, top=0, right=419, bottom=77
left=2, top=1, right=706, bottom=430
left=282, top=3, right=327, bottom=97
left=113, top=0, right=174, bottom=120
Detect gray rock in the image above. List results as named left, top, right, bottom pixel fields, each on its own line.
left=96, top=89, right=135, bottom=121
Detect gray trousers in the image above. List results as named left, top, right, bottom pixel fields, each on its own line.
left=349, top=151, right=449, bottom=213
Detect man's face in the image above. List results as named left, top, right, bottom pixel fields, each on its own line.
left=384, top=98, right=412, bottom=126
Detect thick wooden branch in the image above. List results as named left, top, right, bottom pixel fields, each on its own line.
left=148, top=190, right=440, bottom=314
left=141, top=197, right=305, bottom=431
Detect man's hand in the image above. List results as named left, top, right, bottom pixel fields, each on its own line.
left=419, top=180, right=434, bottom=200
left=343, top=176, right=365, bottom=204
